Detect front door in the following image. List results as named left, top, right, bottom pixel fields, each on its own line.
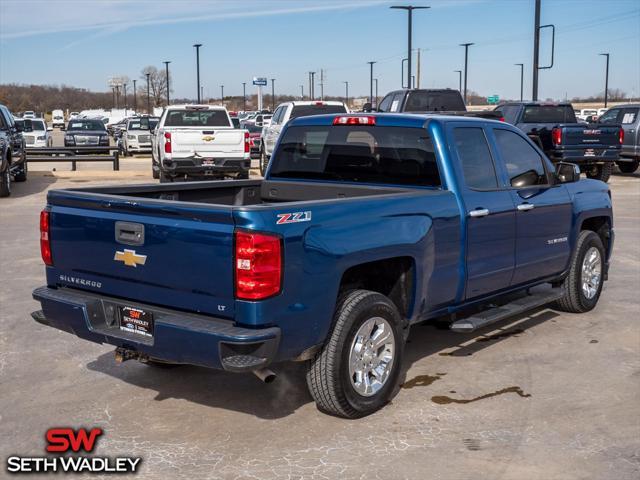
left=491, top=127, right=573, bottom=285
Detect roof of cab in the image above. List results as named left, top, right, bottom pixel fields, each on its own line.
left=287, top=112, right=494, bottom=128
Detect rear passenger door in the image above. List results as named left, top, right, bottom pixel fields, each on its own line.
left=490, top=127, right=573, bottom=285
left=265, top=106, right=285, bottom=155
left=449, top=123, right=516, bottom=299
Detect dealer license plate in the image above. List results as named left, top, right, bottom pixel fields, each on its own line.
left=119, top=306, right=154, bottom=337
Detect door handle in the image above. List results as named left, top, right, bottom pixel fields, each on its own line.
left=517, top=203, right=535, bottom=211
left=469, top=208, right=490, bottom=218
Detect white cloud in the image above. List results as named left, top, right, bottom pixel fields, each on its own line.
left=0, top=0, right=391, bottom=40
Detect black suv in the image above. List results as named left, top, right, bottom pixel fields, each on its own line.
left=0, top=104, right=27, bottom=197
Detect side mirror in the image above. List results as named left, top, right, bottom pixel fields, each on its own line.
left=555, top=162, right=580, bottom=183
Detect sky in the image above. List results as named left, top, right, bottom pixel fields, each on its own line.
left=1, top=0, right=639, bottom=102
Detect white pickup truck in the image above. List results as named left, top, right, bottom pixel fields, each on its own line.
left=260, top=101, right=348, bottom=175
left=152, top=105, right=250, bottom=182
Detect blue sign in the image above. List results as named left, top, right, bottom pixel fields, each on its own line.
left=253, top=77, right=267, bottom=86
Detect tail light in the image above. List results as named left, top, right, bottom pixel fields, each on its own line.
left=40, top=210, right=52, bottom=266
left=333, top=116, right=376, bottom=126
left=244, top=131, right=250, bottom=153
left=552, top=127, right=562, bottom=146
left=164, top=132, right=172, bottom=153
left=235, top=230, right=282, bottom=300
left=619, top=128, right=624, bottom=144
left=499, top=117, right=505, bottom=122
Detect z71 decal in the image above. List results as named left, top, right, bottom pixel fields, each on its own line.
left=276, top=211, right=312, bottom=225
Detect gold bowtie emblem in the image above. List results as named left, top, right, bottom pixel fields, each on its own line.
left=114, top=249, right=147, bottom=267
left=202, top=135, right=215, bottom=141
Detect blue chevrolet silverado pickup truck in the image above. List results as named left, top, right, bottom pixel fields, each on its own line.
left=32, top=113, right=613, bottom=418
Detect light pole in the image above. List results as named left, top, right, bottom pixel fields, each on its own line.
left=270, top=78, right=275, bottom=111
left=132, top=79, right=137, bottom=112
left=163, top=61, right=171, bottom=105
left=460, top=42, right=474, bottom=104
left=599, top=53, right=610, bottom=107
left=220, top=85, right=224, bottom=105
left=390, top=5, right=429, bottom=90
left=193, top=43, right=202, bottom=103
left=367, top=61, right=376, bottom=105
left=300, top=84, right=304, bottom=99
left=123, top=83, right=128, bottom=110
left=374, top=78, right=379, bottom=108
left=454, top=70, right=462, bottom=92
left=515, top=63, right=524, bottom=101
left=242, top=82, right=246, bottom=110
left=308, top=72, right=315, bottom=100
left=401, top=58, right=408, bottom=88
left=343, top=81, right=349, bottom=106
left=145, top=72, right=151, bottom=114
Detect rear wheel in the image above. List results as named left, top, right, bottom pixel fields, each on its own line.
left=14, top=160, right=27, bottom=182
left=0, top=164, right=10, bottom=197
left=553, top=230, right=605, bottom=313
left=236, top=171, right=249, bottom=180
left=159, top=171, right=173, bottom=183
left=260, top=147, right=269, bottom=177
left=585, top=163, right=612, bottom=182
left=306, top=290, right=405, bottom=418
left=617, top=160, right=639, bottom=174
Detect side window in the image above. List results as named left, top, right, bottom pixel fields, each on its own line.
left=499, top=105, right=519, bottom=124
left=0, top=111, right=6, bottom=129
left=272, top=106, right=284, bottom=124
left=389, top=93, right=405, bottom=112
left=621, top=108, right=639, bottom=125
left=599, top=109, right=621, bottom=124
left=378, top=94, right=393, bottom=112
left=494, top=129, right=548, bottom=187
left=453, top=127, right=499, bottom=190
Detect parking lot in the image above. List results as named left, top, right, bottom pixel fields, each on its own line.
left=1, top=162, right=638, bottom=479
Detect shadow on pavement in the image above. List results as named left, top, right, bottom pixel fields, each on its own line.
left=9, top=171, right=58, bottom=198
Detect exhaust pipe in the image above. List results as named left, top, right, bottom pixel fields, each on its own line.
left=253, top=368, right=276, bottom=383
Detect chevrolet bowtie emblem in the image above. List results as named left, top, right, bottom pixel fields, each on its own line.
left=202, top=135, right=215, bottom=141
left=114, top=249, right=147, bottom=267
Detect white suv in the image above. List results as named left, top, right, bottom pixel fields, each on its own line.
left=260, top=101, right=348, bottom=175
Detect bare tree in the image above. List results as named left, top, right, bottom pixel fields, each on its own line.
left=139, top=66, right=170, bottom=108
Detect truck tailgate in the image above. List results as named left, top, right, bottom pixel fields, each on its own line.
left=46, top=192, right=236, bottom=318
left=170, top=128, right=244, bottom=157
left=563, top=124, right=620, bottom=147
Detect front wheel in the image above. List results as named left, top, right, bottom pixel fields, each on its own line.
left=306, top=290, right=405, bottom=418
left=0, top=165, right=10, bottom=197
left=585, top=163, right=612, bottom=182
left=617, top=160, right=639, bottom=174
left=553, top=230, right=605, bottom=313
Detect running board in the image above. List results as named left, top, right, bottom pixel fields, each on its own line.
left=450, top=290, right=563, bottom=333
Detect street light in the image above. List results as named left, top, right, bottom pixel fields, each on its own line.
left=390, top=5, right=429, bottom=90
left=123, top=83, right=128, bottom=110
left=454, top=70, right=462, bottom=92
left=599, top=53, right=610, bottom=107
left=220, top=85, right=224, bottom=105
left=132, top=79, right=137, bottom=112
left=343, top=81, right=349, bottom=106
left=145, top=72, right=151, bottom=114
left=514, top=63, right=524, bottom=101
left=374, top=78, right=379, bottom=108
left=270, top=78, right=276, bottom=111
left=308, top=72, right=315, bottom=100
left=300, top=84, right=304, bottom=99
left=163, top=61, right=171, bottom=105
left=401, top=58, right=408, bottom=88
left=459, top=42, right=474, bottom=104
left=367, top=61, right=376, bottom=105
left=193, top=43, right=203, bottom=103
left=242, top=82, right=246, bottom=110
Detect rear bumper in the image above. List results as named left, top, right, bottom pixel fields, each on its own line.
left=32, top=286, right=280, bottom=372
left=162, top=156, right=250, bottom=177
left=548, top=148, right=620, bottom=164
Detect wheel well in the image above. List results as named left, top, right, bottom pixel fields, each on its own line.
left=339, top=257, right=414, bottom=319
left=581, top=216, right=611, bottom=253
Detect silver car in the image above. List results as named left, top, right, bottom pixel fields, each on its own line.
left=22, top=118, right=53, bottom=148
left=599, top=104, right=640, bottom=173
left=122, top=117, right=158, bottom=156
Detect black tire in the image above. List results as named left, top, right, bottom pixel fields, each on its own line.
left=14, top=160, right=27, bottom=182
left=152, top=164, right=160, bottom=179
left=0, top=162, right=10, bottom=197
left=585, top=163, right=612, bottom=182
left=159, top=171, right=173, bottom=183
left=237, top=171, right=249, bottom=180
left=306, top=290, right=405, bottom=418
left=260, top=147, right=269, bottom=177
left=553, top=230, right=605, bottom=313
left=617, top=160, right=639, bottom=174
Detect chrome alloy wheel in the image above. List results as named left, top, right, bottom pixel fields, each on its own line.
left=348, top=316, right=395, bottom=397
left=581, top=247, right=602, bottom=300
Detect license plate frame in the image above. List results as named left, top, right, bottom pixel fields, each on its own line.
left=119, top=306, right=154, bottom=338
left=201, top=158, right=216, bottom=166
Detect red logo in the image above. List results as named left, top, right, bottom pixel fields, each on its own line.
left=46, top=428, right=103, bottom=453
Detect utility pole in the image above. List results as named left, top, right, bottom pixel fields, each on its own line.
left=367, top=61, right=376, bottom=105
left=454, top=70, right=462, bottom=92
left=163, top=61, right=171, bottom=105
left=300, top=84, right=304, bottom=99
left=145, top=72, right=151, bottom=114
left=242, top=82, right=246, bottom=110
left=390, top=5, right=429, bottom=91
left=343, top=81, right=349, bottom=107
left=416, top=48, right=421, bottom=88
left=600, top=53, right=610, bottom=107
left=193, top=43, right=202, bottom=103
left=319, top=69, right=324, bottom=101
left=532, top=0, right=540, bottom=101
left=123, top=83, right=128, bottom=110
left=270, top=78, right=275, bottom=111
left=515, top=63, right=524, bottom=101
left=133, top=79, right=137, bottom=112
left=401, top=58, right=408, bottom=88
left=309, top=71, right=315, bottom=100
left=459, top=43, right=474, bottom=103
left=220, top=85, right=224, bottom=105
left=374, top=79, right=379, bottom=108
